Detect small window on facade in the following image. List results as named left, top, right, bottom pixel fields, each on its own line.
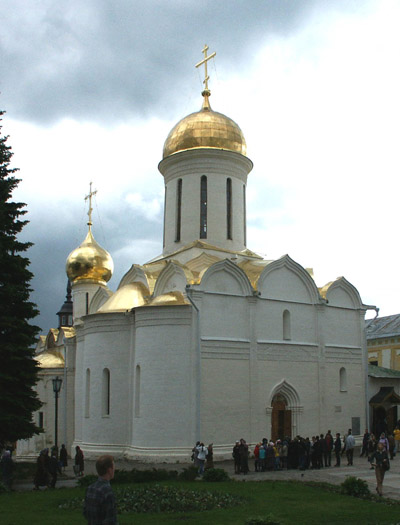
left=85, top=293, right=89, bottom=315
left=283, top=310, right=291, bottom=340
left=135, top=365, right=141, bottom=417
left=226, top=178, right=232, bottom=240
left=102, top=368, right=110, bottom=416
left=340, top=367, right=347, bottom=392
left=200, top=175, right=207, bottom=239
left=163, top=186, right=167, bottom=247
left=85, top=368, right=90, bottom=418
left=68, top=315, right=73, bottom=326
left=61, top=315, right=66, bottom=326
left=38, top=411, right=44, bottom=429
left=175, top=179, right=182, bottom=242
left=243, top=185, right=247, bottom=245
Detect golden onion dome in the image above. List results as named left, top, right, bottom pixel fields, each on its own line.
left=163, top=94, right=247, bottom=158
left=66, top=228, right=113, bottom=285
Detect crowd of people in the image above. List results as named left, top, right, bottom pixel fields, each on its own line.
left=32, top=444, right=84, bottom=489
left=228, top=427, right=400, bottom=496
left=231, top=430, right=357, bottom=474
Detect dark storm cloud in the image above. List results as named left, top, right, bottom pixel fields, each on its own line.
left=0, top=0, right=362, bottom=124
left=22, top=198, right=162, bottom=334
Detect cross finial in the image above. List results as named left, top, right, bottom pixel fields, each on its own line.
left=195, top=44, right=216, bottom=96
left=85, top=182, right=97, bottom=230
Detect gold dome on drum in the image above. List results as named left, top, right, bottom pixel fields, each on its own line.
left=66, top=229, right=113, bottom=285
left=163, top=94, right=247, bottom=158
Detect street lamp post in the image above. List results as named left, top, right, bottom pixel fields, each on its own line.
left=52, top=376, right=63, bottom=451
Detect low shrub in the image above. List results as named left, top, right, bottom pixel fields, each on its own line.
left=203, top=468, right=230, bottom=482
left=77, top=474, right=97, bottom=488
left=340, top=476, right=371, bottom=498
left=178, top=465, right=198, bottom=481
left=60, top=484, right=244, bottom=514
left=245, top=516, right=282, bottom=525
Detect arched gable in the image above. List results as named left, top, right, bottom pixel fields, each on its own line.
left=258, top=255, right=319, bottom=304
left=323, top=277, right=363, bottom=309
left=89, top=287, right=113, bottom=314
left=269, top=379, right=301, bottom=409
left=45, top=329, right=59, bottom=349
left=118, top=264, right=149, bottom=290
left=198, top=259, right=253, bottom=296
left=153, top=262, right=191, bottom=297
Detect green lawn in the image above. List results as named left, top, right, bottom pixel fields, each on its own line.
left=1, top=480, right=399, bottom=525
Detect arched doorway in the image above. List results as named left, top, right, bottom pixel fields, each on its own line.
left=271, top=394, right=291, bottom=441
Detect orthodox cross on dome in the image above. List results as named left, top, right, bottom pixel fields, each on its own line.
left=85, top=181, right=97, bottom=229
left=195, top=44, right=216, bottom=96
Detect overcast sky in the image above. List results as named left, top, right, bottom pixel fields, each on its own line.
left=1, top=0, right=399, bottom=334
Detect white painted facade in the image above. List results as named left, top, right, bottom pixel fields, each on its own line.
left=22, top=94, right=372, bottom=462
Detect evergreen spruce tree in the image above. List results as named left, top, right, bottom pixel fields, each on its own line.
left=0, top=110, right=42, bottom=448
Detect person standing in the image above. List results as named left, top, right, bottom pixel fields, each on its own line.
left=324, top=431, right=333, bottom=467
left=83, top=455, right=117, bottom=524
left=34, top=449, right=50, bottom=489
left=232, top=441, right=241, bottom=474
left=360, top=429, right=370, bottom=457
left=0, top=450, right=14, bottom=490
left=205, top=444, right=214, bottom=470
left=196, top=442, right=207, bottom=476
left=393, top=426, right=400, bottom=453
left=48, top=449, right=61, bottom=488
left=345, top=429, right=355, bottom=466
left=75, top=446, right=85, bottom=477
left=334, top=433, right=342, bottom=466
left=370, top=442, right=389, bottom=496
left=238, top=438, right=249, bottom=474
left=59, top=444, right=68, bottom=473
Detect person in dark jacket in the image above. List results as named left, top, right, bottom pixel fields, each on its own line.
left=75, top=446, right=85, bottom=477
left=334, top=432, right=342, bottom=466
left=59, top=444, right=68, bottom=472
left=370, top=442, right=389, bottom=496
left=48, top=450, right=61, bottom=488
left=1, top=450, right=14, bottom=490
left=34, top=449, right=50, bottom=489
left=232, top=441, right=241, bottom=474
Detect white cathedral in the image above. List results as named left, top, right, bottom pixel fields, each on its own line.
left=19, top=50, right=372, bottom=461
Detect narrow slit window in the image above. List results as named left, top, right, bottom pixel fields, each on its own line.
left=200, top=175, right=207, bottom=239
left=243, top=185, right=247, bottom=245
left=226, top=178, right=232, bottom=240
left=340, top=367, right=347, bottom=392
left=135, top=365, right=141, bottom=417
left=175, top=179, right=182, bottom=242
left=163, top=186, right=167, bottom=247
left=102, top=368, right=110, bottom=416
left=85, top=368, right=90, bottom=417
left=283, top=310, right=291, bottom=340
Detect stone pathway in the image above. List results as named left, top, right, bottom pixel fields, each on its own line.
left=12, top=453, right=400, bottom=500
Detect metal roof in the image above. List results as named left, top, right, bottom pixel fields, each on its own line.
left=368, top=364, right=400, bottom=378
left=365, top=314, right=400, bottom=340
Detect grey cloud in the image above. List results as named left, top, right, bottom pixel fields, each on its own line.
left=22, top=198, right=162, bottom=334
left=0, top=0, right=363, bottom=125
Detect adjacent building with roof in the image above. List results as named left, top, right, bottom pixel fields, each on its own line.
left=19, top=50, right=374, bottom=460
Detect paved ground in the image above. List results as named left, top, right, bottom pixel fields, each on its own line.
left=12, top=452, right=400, bottom=500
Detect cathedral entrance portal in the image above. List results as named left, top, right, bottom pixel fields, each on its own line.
left=271, top=394, right=291, bottom=441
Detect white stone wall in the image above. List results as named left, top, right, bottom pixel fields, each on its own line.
left=159, top=149, right=252, bottom=255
